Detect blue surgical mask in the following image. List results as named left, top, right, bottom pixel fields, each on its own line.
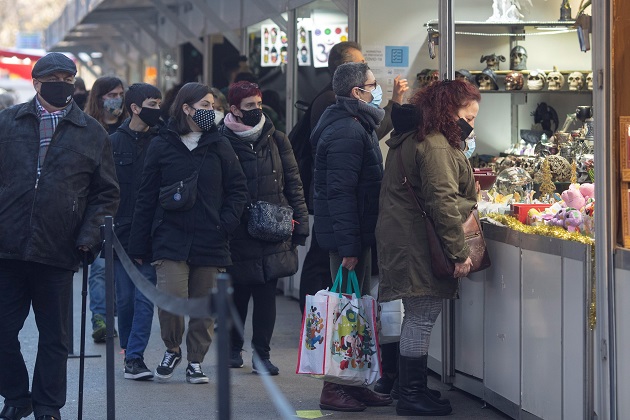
left=358, top=84, right=383, bottom=108
left=464, top=135, right=476, bottom=159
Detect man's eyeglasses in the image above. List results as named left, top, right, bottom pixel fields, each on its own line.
left=361, top=81, right=378, bottom=90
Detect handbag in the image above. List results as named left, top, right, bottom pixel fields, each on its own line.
left=247, top=201, right=294, bottom=242
left=296, top=266, right=382, bottom=386
left=159, top=148, right=208, bottom=211
left=397, top=147, right=491, bottom=278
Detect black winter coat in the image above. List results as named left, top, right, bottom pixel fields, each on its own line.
left=128, top=122, right=249, bottom=267
left=0, top=99, right=120, bottom=271
left=110, top=118, right=158, bottom=253
left=220, top=118, right=309, bottom=285
left=310, top=97, right=384, bottom=258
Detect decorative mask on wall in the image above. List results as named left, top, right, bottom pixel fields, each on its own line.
left=586, top=72, right=594, bottom=90
left=480, top=53, right=506, bottom=71
left=547, top=67, right=565, bottom=91
left=476, top=68, right=499, bottom=90
left=527, top=70, right=547, bottom=91
left=505, top=71, right=524, bottom=91
left=510, top=45, right=528, bottom=70
left=567, top=72, right=585, bottom=91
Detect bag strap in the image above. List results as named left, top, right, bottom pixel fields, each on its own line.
left=331, top=265, right=361, bottom=298
left=396, top=145, right=427, bottom=217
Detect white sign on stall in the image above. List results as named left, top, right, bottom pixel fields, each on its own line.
left=364, top=45, right=410, bottom=99
left=310, top=22, right=348, bottom=68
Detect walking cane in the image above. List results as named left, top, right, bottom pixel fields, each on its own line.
left=78, top=251, right=89, bottom=420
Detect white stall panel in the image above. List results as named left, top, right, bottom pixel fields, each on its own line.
left=562, top=257, right=586, bottom=420
left=521, top=249, right=562, bottom=420
left=455, top=270, right=485, bottom=379
left=615, top=267, right=630, bottom=418
left=484, top=239, right=521, bottom=405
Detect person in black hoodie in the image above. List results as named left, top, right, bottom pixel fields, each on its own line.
left=220, top=81, right=309, bottom=375
left=110, top=83, right=163, bottom=381
left=311, top=62, right=393, bottom=412
left=128, top=83, right=248, bottom=384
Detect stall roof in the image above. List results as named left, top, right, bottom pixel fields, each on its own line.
left=45, top=0, right=318, bottom=58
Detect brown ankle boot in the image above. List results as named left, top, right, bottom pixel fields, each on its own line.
left=319, top=381, right=366, bottom=412
left=343, top=385, right=393, bottom=406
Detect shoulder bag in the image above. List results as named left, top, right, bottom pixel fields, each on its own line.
left=247, top=136, right=294, bottom=242
left=397, top=147, right=491, bottom=278
left=159, top=147, right=208, bottom=211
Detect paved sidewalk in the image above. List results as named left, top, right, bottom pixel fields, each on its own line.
left=14, top=269, right=510, bottom=419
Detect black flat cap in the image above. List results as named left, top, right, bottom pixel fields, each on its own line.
left=32, top=53, right=77, bottom=79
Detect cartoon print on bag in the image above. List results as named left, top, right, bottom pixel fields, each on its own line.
left=304, top=306, right=324, bottom=350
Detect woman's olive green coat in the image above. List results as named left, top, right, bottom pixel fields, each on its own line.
left=376, top=130, right=477, bottom=301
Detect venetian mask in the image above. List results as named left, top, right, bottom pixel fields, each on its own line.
left=527, top=70, right=547, bottom=91
left=568, top=72, right=585, bottom=91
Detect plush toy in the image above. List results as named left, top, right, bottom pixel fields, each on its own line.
left=564, top=208, right=583, bottom=233
left=579, top=183, right=595, bottom=200
left=549, top=208, right=568, bottom=227
left=561, top=184, right=586, bottom=210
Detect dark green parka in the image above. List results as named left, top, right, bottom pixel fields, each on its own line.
left=376, top=127, right=477, bottom=301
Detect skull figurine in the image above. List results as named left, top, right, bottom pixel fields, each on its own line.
left=586, top=72, right=594, bottom=90
left=416, top=68, right=432, bottom=88
left=527, top=70, right=547, bottom=91
left=476, top=68, right=499, bottom=91
left=505, top=71, right=524, bottom=91
left=547, top=68, right=565, bottom=91
left=427, top=70, right=440, bottom=85
left=510, top=45, right=528, bottom=71
left=568, top=72, right=585, bottom=91
left=455, top=69, right=475, bottom=84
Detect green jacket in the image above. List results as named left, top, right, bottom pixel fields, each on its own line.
left=376, top=130, right=477, bottom=301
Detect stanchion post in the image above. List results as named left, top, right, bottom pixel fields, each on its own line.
left=216, top=273, right=231, bottom=420
left=104, top=216, right=116, bottom=420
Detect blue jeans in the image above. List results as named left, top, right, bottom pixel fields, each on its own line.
left=88, top=257, right=106, bottom=326
left=114, top=259, right=156, bottom=360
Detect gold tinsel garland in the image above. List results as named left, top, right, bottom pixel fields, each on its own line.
left=485, top=213, right=596, bottom=329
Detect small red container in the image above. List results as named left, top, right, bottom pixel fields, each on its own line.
left=510, top=204, right=551, bottom=224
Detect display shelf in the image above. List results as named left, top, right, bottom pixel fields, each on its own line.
left=478, top=90, right=592, bottom=95
left=425, top=20, right=576, bottom=28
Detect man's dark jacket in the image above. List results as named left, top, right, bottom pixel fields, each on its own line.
left=0, top=99, right=120, bottom=271
left=310, top=97, right=384, bottom=258
left=128, top=121, right=248, bottom=267
left=110, top=118, right=159, bottom=253
left=220, top=118, right=309, bottom=285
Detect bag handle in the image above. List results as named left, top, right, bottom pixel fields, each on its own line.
left=331, top=265, right=361, bottom=298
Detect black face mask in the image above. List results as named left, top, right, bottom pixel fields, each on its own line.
left=38, top=81, right=75, bottom=108
left=457, top=118, right=474, bottom=142
left=138, top=107, right=162, bottom=127
left=239, top=108, right=263, bottom=127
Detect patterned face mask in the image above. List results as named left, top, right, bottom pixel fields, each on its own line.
left=191, top=108, right=216, bottom=131
left=104, top=97, right=123, bottom=117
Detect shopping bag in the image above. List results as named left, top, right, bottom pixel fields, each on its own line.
left=296, top=266, right=382, bottom=386
left=378, top=299, right=404, bottom=344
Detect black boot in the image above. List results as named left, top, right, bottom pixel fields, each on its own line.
left=419, top=355, right=450, bottom=406
left=396, top=355, right=452, bottom=416
left=391, top=371, right=445, bottom=403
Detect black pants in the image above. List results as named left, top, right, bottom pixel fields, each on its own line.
left=298, top=226, right=332, bottom=314
left=231, top=278, right=278, bottom=360
left=0, top=259, right=73, bottom=419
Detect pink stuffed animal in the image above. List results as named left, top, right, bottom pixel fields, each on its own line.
left=561, top=184, right=586, bottom=210
left=579, top=183, right=594, bottom=200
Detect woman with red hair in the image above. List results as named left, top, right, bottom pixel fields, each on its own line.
left=376, top=80, right=481, bottom=416
left=220, top=81, right=309, bottom=376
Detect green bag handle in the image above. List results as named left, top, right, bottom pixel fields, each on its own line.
left=331, top=265, right=361, bottom=298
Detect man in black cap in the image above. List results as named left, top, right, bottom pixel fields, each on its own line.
left=0, top=52, right=120, bottom=420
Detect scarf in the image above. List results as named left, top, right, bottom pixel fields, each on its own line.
left=224, top=112, right=266, bottom=144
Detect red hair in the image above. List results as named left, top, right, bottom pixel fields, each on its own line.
left=227, top=81, right=263, bottom=108
left=409, top=80, right=481, bottom=148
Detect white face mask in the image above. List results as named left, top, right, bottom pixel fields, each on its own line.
left=464, top=135, right=476, bottom=159
left=214, top=110, right=224, bottom=124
